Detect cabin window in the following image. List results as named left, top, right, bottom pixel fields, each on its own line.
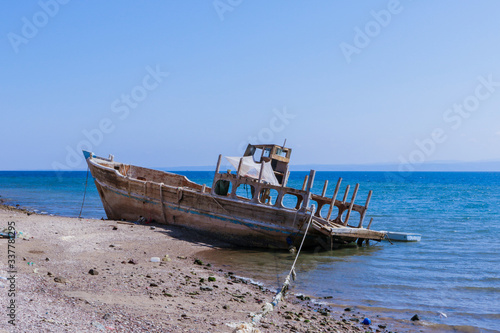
left=253, top=148, right=263, bottom=163
left=245, top=145, right=256, bottom=156
left=282, top=193, right=301, bottom=210
left=259, top=188, right=279, bottom=205
left=275, top=148, right=287, bottom=158
left=236, top=184, right=255, bottom=200
left=262, top=148, right=271, bottom=158
left=214, top=180, right=231, bottom=196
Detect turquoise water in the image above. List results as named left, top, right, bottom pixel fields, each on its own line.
left=1, top=171, right=499, bottom=331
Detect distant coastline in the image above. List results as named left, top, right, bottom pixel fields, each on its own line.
left=1, top=160, right=499, bottom=172
left=160, top=160, right=500, bottom=172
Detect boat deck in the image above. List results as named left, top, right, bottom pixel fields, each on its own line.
left=311, top=216, right=385, bottom=241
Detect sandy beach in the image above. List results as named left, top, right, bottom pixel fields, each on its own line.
left=0, top=204, right=433, bottom=333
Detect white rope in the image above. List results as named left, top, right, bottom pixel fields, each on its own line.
left=78, top=167, right=90, bottom=218
left=251, top=205, right=315, bottom=324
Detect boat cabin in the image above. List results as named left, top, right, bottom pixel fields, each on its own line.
left=243, top=144, right=291, bottom=186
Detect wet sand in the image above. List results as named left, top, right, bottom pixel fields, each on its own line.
left=0, top=204, right=438, bottom=332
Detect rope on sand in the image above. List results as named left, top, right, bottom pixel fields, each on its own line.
left=78, top=167, right=90, bottom=218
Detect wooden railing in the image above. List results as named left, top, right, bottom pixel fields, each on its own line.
left=209, top=154, right=373, bottom=229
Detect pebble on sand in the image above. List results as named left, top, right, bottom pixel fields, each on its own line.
left=54, top=276, right=68, bottom=284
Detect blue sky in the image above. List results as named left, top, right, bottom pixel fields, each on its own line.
left=1, top=1, right=500, bottom=171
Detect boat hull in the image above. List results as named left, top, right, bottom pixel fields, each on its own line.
left=85, top=151, right=385, bottom=250
left=88, top=159, right=326, bottom=249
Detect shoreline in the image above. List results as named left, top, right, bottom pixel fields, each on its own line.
left=0, top=204, right=457, bottom=332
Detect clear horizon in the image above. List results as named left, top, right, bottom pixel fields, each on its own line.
left=1, top=159, right=499, bottom=172
left=2, top=1, right=500, bottom=171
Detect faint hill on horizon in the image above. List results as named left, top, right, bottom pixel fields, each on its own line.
left=162, top=160, right=500, bottom=172
left=289, top=160, right=500, bottom=172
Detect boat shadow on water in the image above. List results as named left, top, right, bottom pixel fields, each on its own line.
left=195, top=243, right=384, bottom=285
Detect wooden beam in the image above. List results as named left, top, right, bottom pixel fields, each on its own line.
left=358, top=190, right=372, bottom=228
left=306, top=170, right=316, bottom=192
left=342, top=185, right=350, bottom=203
left=236, top=158, right=243, bottom=178
left=343, top=183, right=359, bottom=226
left=326, top=178, right=342, bottom=221
left=321, top=180, right=328, bottom=197
left=303, top=170, right=316, bottom=209
left=215, top=154, right=222, bottom=174
left=301, top=175, right=309, bottom=191
left=281, top=164, right=289, bottom=187
left=367, top=217, right=374, bottom=230
left=211, top=154, right=222, bottom=194
left=257, top=161, right=265, bottom=183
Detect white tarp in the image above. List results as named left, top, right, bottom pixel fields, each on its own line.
left=225, top=156, right=279, bottom=186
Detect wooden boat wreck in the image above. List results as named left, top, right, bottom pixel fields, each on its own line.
left=83, top=144, right=386, bottom=250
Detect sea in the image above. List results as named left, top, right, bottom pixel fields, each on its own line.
left=1, top=170, right=499, bottom=332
